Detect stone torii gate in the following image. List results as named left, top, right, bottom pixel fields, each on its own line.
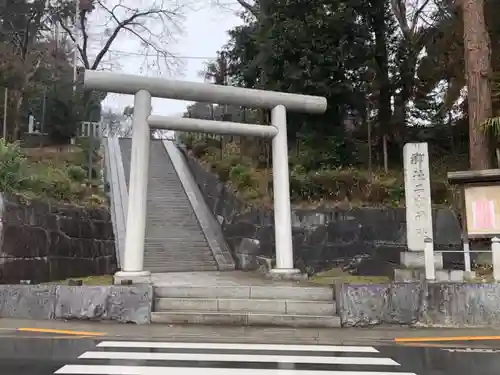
left=84, top=70, right=327, bottom=282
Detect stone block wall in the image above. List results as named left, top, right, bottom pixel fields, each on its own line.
left=0, top=284, right=152, bottom=324
left=0, top=194, right=116, bottom=284
left=182, top=148, right=464, bottom=275
left=336, top=282, right=500, bottom=328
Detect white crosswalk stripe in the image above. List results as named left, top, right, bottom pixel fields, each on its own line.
left=54, top=341, right=418, bottom=375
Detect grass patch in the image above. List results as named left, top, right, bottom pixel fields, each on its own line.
left=0, top=139, right=106, bottom=206
left=46, top=275, right=113, bottom=285
left=310, top=267, right=390, bottom=285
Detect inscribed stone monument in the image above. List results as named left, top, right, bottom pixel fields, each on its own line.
left=403, top=142, right=433, bottom=251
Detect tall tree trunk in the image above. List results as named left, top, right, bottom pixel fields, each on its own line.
left=368, top=0, right=392, bottom=167
left=397, top=49, right=418, bottom=143
left=462, top=0, right=492, bottom=169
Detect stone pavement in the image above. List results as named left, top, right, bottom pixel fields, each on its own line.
left=150, top=270, right=314, bottom=286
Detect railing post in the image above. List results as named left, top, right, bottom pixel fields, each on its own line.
left=492, top=237, right=500, bottom=282
left=114, top=90, right=152, bottom=283
left=424, top=237, right=435, bottom=281
left=269, top=105, right=299, bottom=277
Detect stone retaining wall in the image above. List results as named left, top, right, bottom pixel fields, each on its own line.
left=0, top=194, right=116, bottom=283
left=336, top=282, right=500, bottom=328
left=182, top=149, right=464, bottom=275
left=0, top=284, right=152, bottom=324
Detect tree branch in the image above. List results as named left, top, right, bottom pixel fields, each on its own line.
left=122, top=25, right=177, bottom=70
left=79, top=8, right=90, bottom=68
left=236, top=0, right=258, bottom=17
left=411, top=0, right=433, bottom=33
left=89, top=0, right=183, bottom=71
left=57, top=21, right=88, bottom=68
left=391, top=0, right=411, bottom=41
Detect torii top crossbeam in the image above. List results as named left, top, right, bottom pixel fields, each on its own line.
left=84, top=71, right=327, bottom=114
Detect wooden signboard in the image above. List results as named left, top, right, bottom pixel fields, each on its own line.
left=464, top=185, right=500, bottom=237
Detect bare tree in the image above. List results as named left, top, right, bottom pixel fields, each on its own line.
left=390, top=0, right=444, bottom=128
left=0, top=0, right=64, bottom=139
left=54, top=0, right=187, bottom=74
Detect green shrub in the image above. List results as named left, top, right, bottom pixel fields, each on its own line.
left=387, top=184, right=405, bottom=205
left=205, top=137, right=222, bottom=149
left=66, top=165, right=87, bottom=182
left=0, top=140, right=27, bottom=193
left=192, top=138, right=222, bottom=158
left=229, top=164, right=255, bottom=188
left=179, top=133, right=195, bottom=149
left=75, top=137, right=100, bottom=178
left=241, top=187, right=262, bottom=202
left=204, top=146, right=223, bottom=159
left=20, top=164, right=87, bottom=202
left=0, top=139, right=105, bottom=205
left=192, top=141, right=209, bottom=158
left=211, top=160, right=232, bottom=182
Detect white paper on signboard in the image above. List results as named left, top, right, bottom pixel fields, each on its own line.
left=471, top=199, right=496, bottom=230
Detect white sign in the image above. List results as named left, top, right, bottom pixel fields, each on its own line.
left=403, top=142, right=433, bottom=251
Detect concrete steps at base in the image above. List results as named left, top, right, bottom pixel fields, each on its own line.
left=144, top=253, right=217, bottom=262
left=154, top=297, right=336, bottom=316
left=145, top=264, right=218, bottom=273
left=154, top=285, right=334, bottom=301
left=151, top=311, right=341, bottom=328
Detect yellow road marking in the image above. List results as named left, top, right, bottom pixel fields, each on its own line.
left=395, top=336, right=500, bottom=343
left=17, top=328, right=106, bottom=336
left=5, top=335, right=101, bottom=339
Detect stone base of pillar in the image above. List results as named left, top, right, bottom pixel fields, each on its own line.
left=114, top=270, right=152, bottom=285
left=400, top=251, right=443, bottom=270
left=267, top=268, right=305, bottom=281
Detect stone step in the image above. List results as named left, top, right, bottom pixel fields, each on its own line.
left=144, top=240, right=210, bottom=246
left=144, top=234, right=208, bottom=241
left=145, top=230, right=204, bottom=235
left=154, top=297, right=336, bottom=316
left=145, top=260, right=217, bottom=267
left=146, top=264, right=218, bottom=273
left=144, top=242, right=211, bottom=249
left=144, top=254, right=214, bottom=261
left=144, top=252, right=215, bottom=260
left=118, top=138, right=226, bottom=274
left=151, top=311, right=341, bottom=328
left=154, top=285, right=334, bottom=301
left=146, top=242, right=208, bottom=247
left=145, top=255, right=216, bottom=262
left=146, top=261, right=217, bottom=266
left=146, top=209, right=196, bottom=214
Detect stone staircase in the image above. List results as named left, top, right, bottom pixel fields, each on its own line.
left=152, top=282, right=340, bottom=327
left=119, top=138, right=218, bottom=272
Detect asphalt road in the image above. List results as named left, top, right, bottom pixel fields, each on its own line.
left=2, top=334, right=500, bottom=375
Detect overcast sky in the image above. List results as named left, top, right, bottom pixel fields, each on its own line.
left=98, top=3, right=242, bottom=117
